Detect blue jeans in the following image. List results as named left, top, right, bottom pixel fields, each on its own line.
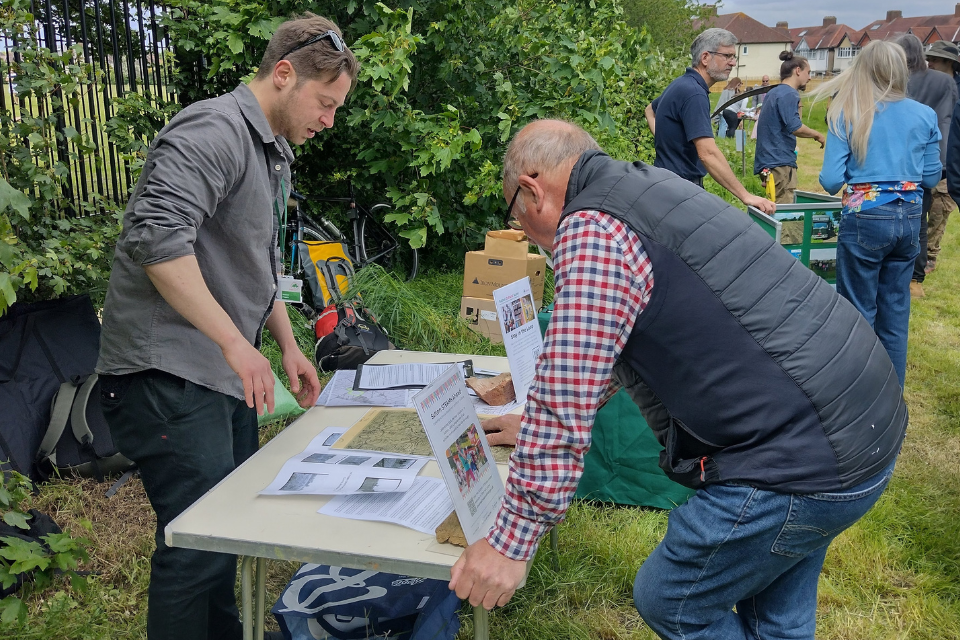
left=634, top=459, right=896, bottom=640
left=835, top=200, right=921, bottom=387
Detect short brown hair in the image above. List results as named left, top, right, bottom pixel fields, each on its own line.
left=255, top=13, right=359, bottom=88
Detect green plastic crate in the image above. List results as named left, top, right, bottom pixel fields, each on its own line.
left=748, top=190, right=842, bottom=285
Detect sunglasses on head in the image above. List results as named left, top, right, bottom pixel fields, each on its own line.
left=505, top=173, right=538, bottom=231
left=280, top=30, right=345, bottom=61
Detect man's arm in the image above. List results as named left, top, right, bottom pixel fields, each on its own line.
left=264, top=302, right=321, bottom=407
left=144, top=255, right=277, bottom=415
left=644, top=103, right=656, bottom=135
left=793, top=124, right=825, bottom=148
left=451, top=212, right=652, bottom=609
left=946, top=100, right=960, bottom=204
left=693, top=137, right=776, bottom=214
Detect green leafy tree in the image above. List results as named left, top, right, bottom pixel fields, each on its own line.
left=620, top=0, right=710, bottom=55
left=162, top=0, right=684, bottom=269
left=0, top=0, right=122, bottom=314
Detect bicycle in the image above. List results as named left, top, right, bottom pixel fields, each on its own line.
left=279, top=182, right=419, bottom=314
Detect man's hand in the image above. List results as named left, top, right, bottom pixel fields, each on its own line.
left=743, top=194, right=776, bottom=214
left=282, top=348, right=321, bottom=408
left=449, top=539, right=527, bottom=610
left=481, top=415, right=521, bottom=446
left=814, top=132, right=826, bottom=149
left=222, top=338, right=276, bottom=415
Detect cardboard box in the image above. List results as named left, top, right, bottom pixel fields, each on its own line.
left=462, top=251, right=546, bottom=301
left=484, top=229, right=530, bottom=259
left=460, top=295, right=544, bottom=343
left=460, top=296, right=503, bottom=343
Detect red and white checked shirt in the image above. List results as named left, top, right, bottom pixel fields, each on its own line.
left=486, top=210, right=654, bottom=561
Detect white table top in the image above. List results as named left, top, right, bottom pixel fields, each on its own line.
left=165, top=350, right=514, bottom=580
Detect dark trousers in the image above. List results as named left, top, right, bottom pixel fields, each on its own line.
left=914, top=185, right=932, bottom=282
left=100, top=370, right=258, bottom=640
left=721, top=109, right=741, bottom=138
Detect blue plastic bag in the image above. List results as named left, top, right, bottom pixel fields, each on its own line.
left=272, top=564, right=461, bottom=640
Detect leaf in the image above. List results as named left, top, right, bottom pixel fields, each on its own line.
left=0, top=596, right=25, bottom=625
left=0, top=178, right=31, bottom=221
left=227, top=34, right=244, bottom=55
left=1, top=511, right=29, bottom=530
left=0, top=273, right=17, bottom=309
left=0, top=537, right=49, bottom=573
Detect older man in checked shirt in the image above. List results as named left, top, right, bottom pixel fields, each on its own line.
left=451, top=120, right=907, bottom=640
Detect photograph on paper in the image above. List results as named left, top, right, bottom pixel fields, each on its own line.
left=445, top=423, right=491, bottom=497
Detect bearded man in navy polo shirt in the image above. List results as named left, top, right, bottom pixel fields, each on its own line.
left=644, top=28, right=775, bottom=214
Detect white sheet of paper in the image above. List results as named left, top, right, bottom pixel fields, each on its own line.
left=493, top=277, right=544, bottom=402
left=471, top=396, right=523, bottom=416
left=316, top=370, right=411, bottom=407
left=318, top=476, right=454, bottom=535
left=412, top=365, right=504, bottom=545
left=354, top=362, right=470, bottom=390
left=260, top=426, right=429, bottom=496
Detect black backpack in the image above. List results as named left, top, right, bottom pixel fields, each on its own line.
left=0, top=295, right=134, bottom=483
left=36, top=373, right=134, bottom=481
left=314, top=302, right=394, bottom=372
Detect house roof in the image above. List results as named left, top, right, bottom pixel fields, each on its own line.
left=699, top=12, right=794, bottom=44
left=788, top=24, right=862, bottom=50
left=858, top=7, right=960, bottom=45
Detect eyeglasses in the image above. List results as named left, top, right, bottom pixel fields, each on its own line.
left=280, top=30, right=345, bottom=61
left=709, top=51, right=738, bottom=61
left=505, top=173, right=538, bottom=230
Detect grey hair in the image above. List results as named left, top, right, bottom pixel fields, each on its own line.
left=896, top=34, right=927, bottom=74
left=691, top=28, right=738, bottom=66
left=502, top=120, right=601, bottom=198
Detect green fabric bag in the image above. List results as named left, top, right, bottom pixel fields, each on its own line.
left=257, top=373, right=306, bottom=426
left=537, top=306, right=693, bottom=509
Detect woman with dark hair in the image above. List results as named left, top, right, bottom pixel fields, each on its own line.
left=754, top=50, right=825, bottom=203
left=895, top=33, right=957, bottom=296
left=817, top=40, right=941, bottom=386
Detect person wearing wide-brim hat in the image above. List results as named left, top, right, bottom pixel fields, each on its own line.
left=926, top=40, right=960, bottom=93
left=924, top=40, right=960, bottom=275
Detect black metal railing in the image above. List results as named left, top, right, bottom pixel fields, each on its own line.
left=1, top=0, right=178, bottom=213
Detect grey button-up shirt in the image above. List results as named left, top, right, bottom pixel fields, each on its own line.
left=96, top=84, right=294, bottom=400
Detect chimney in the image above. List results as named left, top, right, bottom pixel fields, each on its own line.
left=823, top=16, right=837, bottom=27
left=703, top=4, right=717, bottom=17
left=955, top=3, right=960, bottom=17
left=776, top=21, right=789, bottom=29
left=886, top=10, right=902, bottom=22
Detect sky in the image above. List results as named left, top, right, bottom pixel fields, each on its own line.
left=712, top=0, right=957, bottom=31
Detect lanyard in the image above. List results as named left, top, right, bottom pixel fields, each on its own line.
left=275, top=176, right=289, bottom=273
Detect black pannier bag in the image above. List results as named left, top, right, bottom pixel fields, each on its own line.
left=0, top=295, right=134, bottom=482
left=314, top=302, right=394, bottom=373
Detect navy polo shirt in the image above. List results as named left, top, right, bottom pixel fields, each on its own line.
left=754, top=83, right=802, bottom=174
left=651, top=68, right=713, bottom=181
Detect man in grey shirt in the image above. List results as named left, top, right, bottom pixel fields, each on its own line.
left=96, top=14, right=356, bottom=640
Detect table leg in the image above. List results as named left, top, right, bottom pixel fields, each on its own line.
left=255, top=557, right=266, bottom=640
left=473, top=605, right=489, bottom=640
left=241, top=556, right=254, bottom=640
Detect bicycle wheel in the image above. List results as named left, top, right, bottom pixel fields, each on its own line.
left=359, top=204, right=419, bottom=281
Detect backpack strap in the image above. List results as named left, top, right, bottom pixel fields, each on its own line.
left=319, top=257, right=355, bottom=306
left=69, top=374, right=98, bottom=448
left=37, top=379, right=80, bottom=467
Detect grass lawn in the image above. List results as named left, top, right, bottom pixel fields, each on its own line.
left=8, top=126, right=960, bottom=639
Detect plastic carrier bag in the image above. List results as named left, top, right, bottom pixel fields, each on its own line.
left=298, top=240, right=354, bottom=308
left=257, top=374, right=306, bottom=427
left=272, top=564, right=461, bottom=640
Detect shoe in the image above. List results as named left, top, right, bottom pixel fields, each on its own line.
left=910, top=280, right=925, bottom=298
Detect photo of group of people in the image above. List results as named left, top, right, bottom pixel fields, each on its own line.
left=444, top=424, right=491, bottom=497
left=500, top=293, right=538, bottom=334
